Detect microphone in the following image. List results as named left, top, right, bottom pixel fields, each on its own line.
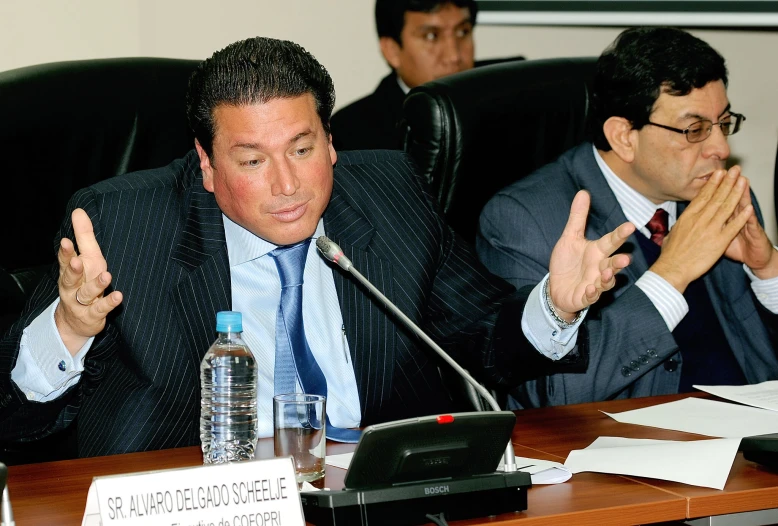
left=315, top=236, right=517, bottom=473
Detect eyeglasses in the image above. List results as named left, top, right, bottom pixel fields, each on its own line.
left=645, top=112, right=746, bottom=143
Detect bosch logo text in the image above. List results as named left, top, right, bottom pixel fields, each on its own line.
left=424, top=485, right=450, bottom=495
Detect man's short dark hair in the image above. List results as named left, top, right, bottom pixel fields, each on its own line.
left=589, top=27, right=728, bottom=151
left=375, top=0, right=478, bottom=45
left=186, top=36, right=336, bottom=160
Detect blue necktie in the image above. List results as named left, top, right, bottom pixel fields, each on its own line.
left=270, top=240, right=361, bottom=443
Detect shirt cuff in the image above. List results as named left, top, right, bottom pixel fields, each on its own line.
left=635, top=271, right=689, bottom=331
left=521, top=274, right=587, bottom=361
left=744, top=255, right=778, bottom=314
left=12, top=298, right=93, bottom=401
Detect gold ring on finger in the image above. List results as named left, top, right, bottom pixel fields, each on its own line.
left=75, top=288, right=95, bottom=307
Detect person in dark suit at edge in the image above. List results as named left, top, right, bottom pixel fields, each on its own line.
left=0, top=36, right=634, bottom=457
left=478, top=27, right=778, bottom=410
left=330, top=0, right=477, bottom=151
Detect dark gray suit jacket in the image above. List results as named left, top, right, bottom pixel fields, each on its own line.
left=477, top=143, right=778, bottom=408
left=0, top=149, right=581, bottom=456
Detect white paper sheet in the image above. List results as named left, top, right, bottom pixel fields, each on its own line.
left=325, top=453, right=572, bottom=485
left=499, top=456, right=572, bottom=484
left=564, top=436, right=740, bottom=490
left=301, top=481, right=322, bottom=492
left=603, top=397, right=778, bottom=438
left=695, top=381, right=778, bottom=412
left=323, top=452, right=352, bottom=470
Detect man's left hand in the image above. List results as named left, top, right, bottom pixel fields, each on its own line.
left=548, top=190, right=635, bottom=321
left=724, top=171, right=778, bottom=280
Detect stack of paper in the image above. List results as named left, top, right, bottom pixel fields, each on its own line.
left=695, top=381, right=778, bottom=412
left=603, top=397, right=778, bottom=438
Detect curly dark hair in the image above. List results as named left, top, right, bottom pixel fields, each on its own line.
left=589, top=27, right=728, bottom=151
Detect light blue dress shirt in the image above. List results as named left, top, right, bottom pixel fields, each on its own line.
left=11, top=216, right=582, bottom=420
left=224, top=216, right=361, bottom=438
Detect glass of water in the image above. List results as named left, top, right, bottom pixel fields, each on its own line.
left=273, top=393, right=326, bottom=486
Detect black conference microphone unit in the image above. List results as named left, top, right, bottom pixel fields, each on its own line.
left=301, top=236, right=531, bottom=526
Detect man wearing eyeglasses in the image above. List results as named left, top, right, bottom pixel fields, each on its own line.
left=477, top=27, right=778, bottom=408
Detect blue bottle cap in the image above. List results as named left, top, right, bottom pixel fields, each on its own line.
left=215, top=311, right=242, bottom=332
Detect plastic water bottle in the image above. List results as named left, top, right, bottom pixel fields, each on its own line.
left=200, top=311, right=258, bottom=463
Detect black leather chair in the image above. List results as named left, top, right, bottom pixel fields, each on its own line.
left=0, top=57, right=199, bottom=337
left=403, top=57, right=596, bottom=410
left=403, top=56, right=597, bottom=243
left=0, top=57, right=199, bottom=464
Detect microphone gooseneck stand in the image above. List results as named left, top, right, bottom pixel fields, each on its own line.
left=315, top=236, right=518, bottom=473
left=2, top=485, right=14, bottom=526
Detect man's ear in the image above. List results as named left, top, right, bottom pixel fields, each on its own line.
left=379, top=36, right=402, bottom=70
left=602, top=116, right=638, bottom=164
left=327, top=131, right=338, bottom=166
left=194, top=139, right=215, bottom=193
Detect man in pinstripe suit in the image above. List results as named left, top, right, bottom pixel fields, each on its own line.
left=0, top=37, right=633, bottom=457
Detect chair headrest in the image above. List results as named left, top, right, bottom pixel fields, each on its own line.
left=404, top=57, right=596, bottom=242
left=0, top=57, right=200, bottom=272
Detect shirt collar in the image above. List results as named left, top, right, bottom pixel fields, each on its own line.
left=396, top=75, right=411, bottom=95
left=223, top=214, right=326, bottom=267
left=592, top=145, right=677, bottom=230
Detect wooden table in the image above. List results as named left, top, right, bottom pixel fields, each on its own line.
left=8, top=393, right=776, bottom=525
left=511, top=393, right=778, bottom=522
left=7, top=443, right=686, bottom=525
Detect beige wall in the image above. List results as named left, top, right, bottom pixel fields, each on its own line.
left=1, top=0, right=775, bottom=238
left=0, top=1, right=141, bottom=66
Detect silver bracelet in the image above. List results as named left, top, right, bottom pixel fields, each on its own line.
left=543, top=278, right=583, bottom=329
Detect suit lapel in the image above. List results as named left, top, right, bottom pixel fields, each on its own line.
left=170, top=165, right=232, bottom=363
left=165, top=156, right=399, bottom=421
left=323, top=175, right=395, bottom=422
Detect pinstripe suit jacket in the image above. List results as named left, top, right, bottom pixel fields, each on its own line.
left=0, top=149, right=579, bottom=456
left=478, top=143, right=778, bottom=408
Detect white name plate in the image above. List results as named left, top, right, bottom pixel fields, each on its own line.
left=81, top=457, right=305, bottom=526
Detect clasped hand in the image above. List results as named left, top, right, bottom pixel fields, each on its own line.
left=651, top=167, right=777, bottom=293
left=54, top=209, right=123, bottom=355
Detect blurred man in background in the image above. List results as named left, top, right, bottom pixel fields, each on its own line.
left=331, top=0, right=477, bottom=151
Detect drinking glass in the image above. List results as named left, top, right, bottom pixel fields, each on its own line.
left=273, top=393, right=326, bottom=486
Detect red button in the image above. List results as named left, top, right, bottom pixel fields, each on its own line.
left=436, top=414, right=455, bottom=424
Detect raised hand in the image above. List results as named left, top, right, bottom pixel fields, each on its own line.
left=650, top=167, right=754, bottom=293
left=548, top=190, right=635, bottom=321
left=54, top=209, right=123, bottom=355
